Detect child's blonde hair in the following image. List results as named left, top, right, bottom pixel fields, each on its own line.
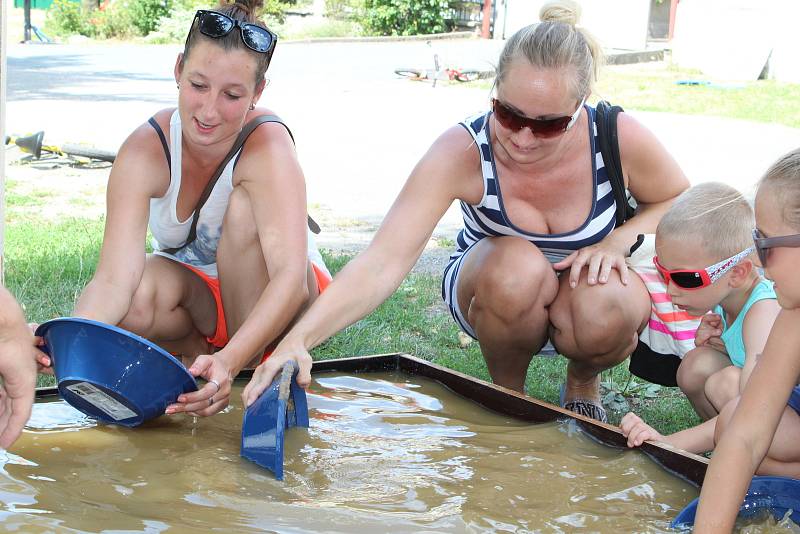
left=657, top=182, right=754, bottom=261
left=758, top=148, right=800, bottom=229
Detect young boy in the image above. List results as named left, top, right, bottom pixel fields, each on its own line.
left=620, top=182, right=780, bottom=454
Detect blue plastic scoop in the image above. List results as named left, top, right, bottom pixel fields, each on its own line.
left=671, top=476, right=800, bottom=529
left=240, top=361, right=309, bottom=480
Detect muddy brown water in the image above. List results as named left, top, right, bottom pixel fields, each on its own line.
left=2, top=372, right=700, bottom=533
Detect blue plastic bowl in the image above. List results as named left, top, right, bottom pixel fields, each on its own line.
left=36, top=318, right=198, bottom=427
left=671, top=476, right=800, bottom=529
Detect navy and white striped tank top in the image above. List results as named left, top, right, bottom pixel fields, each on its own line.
left=449, top=106, right=618, bottom=265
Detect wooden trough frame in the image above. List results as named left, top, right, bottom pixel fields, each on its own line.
left=34, top=352, right=709, bottom=486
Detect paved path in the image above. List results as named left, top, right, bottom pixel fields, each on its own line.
left=7, top=40, right=800, bottom=246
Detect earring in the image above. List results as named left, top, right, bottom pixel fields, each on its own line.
left=249, top=103, right=255, bottom=110
left=176, top=82, right=180, bottom=89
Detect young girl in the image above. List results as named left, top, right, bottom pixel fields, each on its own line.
left=694, top=148, right=800, bottom=532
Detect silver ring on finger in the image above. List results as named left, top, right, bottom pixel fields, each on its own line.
left=208, top=379, right=221, bottom=393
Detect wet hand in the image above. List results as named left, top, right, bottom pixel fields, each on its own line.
left=553, top=242, right=629, bottom=289
left=620, top=412, right=664, bottom=448
left=27, top=324, right=53, bottom=375
left=166, top=354, right=232, bottom=417
left=242, top=338, right=312, bottom=409
left=0, top=325, right=39, bottom=449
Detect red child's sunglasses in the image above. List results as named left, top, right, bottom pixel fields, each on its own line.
left=491, top=97, right=585, bottom=138
left=653, top=246, right=755, bottom=290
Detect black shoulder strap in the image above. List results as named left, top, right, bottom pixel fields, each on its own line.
left=162, top=114, right=318, bottom=255
left=147, top=117, right=171, bottom=170
left=595, top=100, right=635, bottom=227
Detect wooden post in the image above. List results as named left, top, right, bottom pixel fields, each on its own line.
left=481, top=0, right=492, bottom=39
left=1, top=0, right=7, bottom=282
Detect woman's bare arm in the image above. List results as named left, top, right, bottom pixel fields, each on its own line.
left=72, top=121, right=167, bottom=323
left=695, top=308, right=800, bottom=532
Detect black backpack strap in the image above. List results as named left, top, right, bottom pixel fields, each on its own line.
left=162, top=114, right=318, bottom=255
left=596, top=100, right=635, bottom=227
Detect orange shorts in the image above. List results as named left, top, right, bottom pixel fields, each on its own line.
left=180, top=263, right=332, bottom=363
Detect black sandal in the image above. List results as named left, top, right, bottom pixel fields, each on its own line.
left=559, top=383, right=608, bottom=423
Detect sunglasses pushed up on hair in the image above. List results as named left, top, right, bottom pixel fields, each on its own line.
left=491, top=97, right=585, bottom=138
left=192, top=10, right=277, bottom=55
left=653, top=246, right=755, bottom=290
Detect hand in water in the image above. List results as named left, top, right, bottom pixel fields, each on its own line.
left=0, top=321, right=40, bottom=448
left=166, top=354, right=232, bottom=417
left=242, top=337, right=312, bottom=408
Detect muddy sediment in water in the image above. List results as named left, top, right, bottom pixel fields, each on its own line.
left=1, top=372, right=699, bottom=532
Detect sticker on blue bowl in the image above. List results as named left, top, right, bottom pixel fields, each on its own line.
left=66, top=382, right=138, bottom=421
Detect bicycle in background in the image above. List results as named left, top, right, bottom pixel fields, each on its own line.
left=394, top=40, right=494, bottom=87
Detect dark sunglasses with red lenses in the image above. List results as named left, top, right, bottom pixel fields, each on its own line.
left=192, top=10, right=277, bottom=56
left=653, top=246, right=755, bottom=290
left=491, top=97, right=585, bottom=138
left=752, top=228, right=800, bottom=267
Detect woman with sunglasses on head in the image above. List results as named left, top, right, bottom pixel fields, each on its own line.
left=693, top=150, right=800, bottom=532
left=243, top=0, right=688, bottom=419
left=66, top=0, right=331, bottom=417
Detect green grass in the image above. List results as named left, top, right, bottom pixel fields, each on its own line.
left=594, top=62, right=800, bottom=129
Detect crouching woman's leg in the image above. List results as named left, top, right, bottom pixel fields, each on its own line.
left=216, top=186, right=321, bottom=368
left=451, top=236, right=559, bottom=393
left=549, top=267, right=651, bottom=419
left=118, top=254, right=218, bottom=358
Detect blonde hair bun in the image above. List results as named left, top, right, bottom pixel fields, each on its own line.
left=539, top=0, right=581, bottom=26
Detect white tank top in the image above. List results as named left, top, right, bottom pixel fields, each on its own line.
left=147, top=110, right=329, bottom=278
left=148, top=110, right=236, bottom=276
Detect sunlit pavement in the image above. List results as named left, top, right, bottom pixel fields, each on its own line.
left=7, top=39, right=800, bottom=231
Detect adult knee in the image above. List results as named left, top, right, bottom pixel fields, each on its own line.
left=470, top=244, right=553, bottom=326
left=558, top=286, right=633, bottom=357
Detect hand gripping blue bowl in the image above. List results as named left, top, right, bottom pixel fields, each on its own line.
left=241, top=361, right=309, bottom=480
left=35, top=317, right=198, bottom=427
left=671, top=476, right=800, bottom=529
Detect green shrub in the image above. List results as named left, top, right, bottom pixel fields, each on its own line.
left=145, top=6, right=196, bottom=43
left=45, top=0, right=93, bottom=37
left=126, top=0, right=172, bottom=35
left=361, top=0, right=456, bottom=36
left=93, top=2, right=136, bottom=38
left=262, top=0, right=297, bottom=25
